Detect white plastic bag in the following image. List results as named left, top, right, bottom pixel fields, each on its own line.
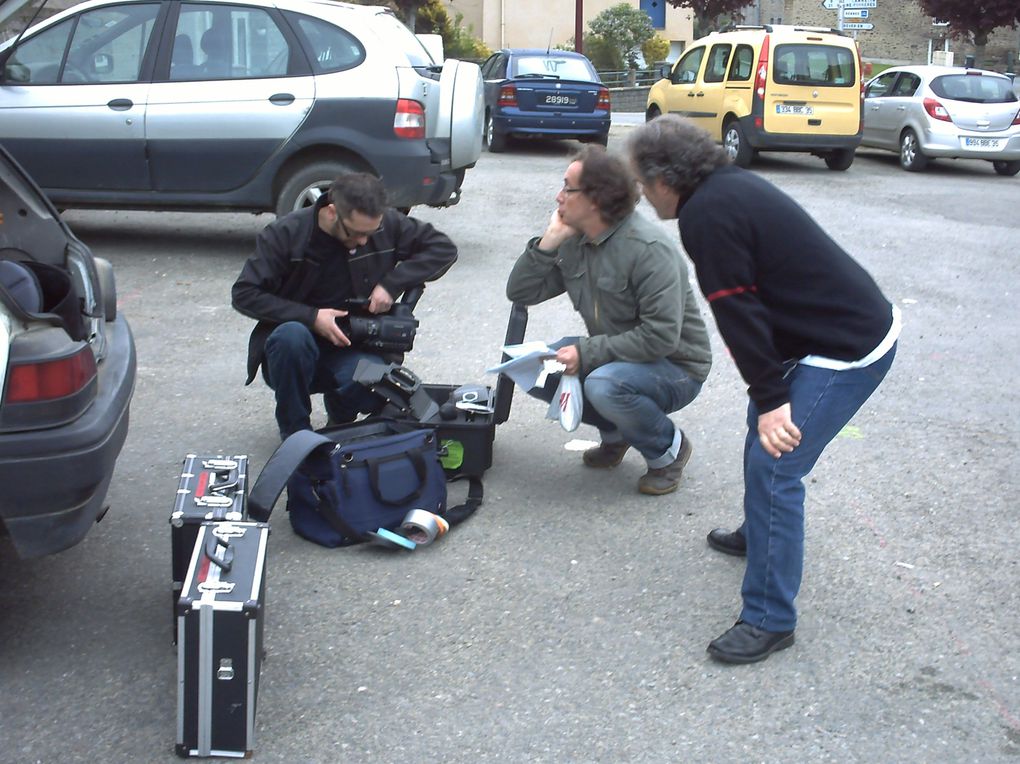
left=546, top=374, right=583, bottom=432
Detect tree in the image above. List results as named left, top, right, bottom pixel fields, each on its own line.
left=417, top=0, right=491, bottom=60
left=916, top=0, right=1020, bottom=66
left=661, top=0, right=748, bottom=37
left=588, top=3, right=656, bottom=71
left=642, top=34, right=671, bottom=66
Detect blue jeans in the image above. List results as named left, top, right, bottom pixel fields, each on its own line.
left=738, top=343, right=897, bottom=632
left=262, top=322, right=385, bottom=437
left=529, top=358, right=702, bottom=464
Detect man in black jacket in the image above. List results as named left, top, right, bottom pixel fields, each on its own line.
left=627, top=116, right=900, bottom=664
left=232, top=173, right=456, bottom=438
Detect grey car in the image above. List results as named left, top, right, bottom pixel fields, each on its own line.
left=861, top=64, right=1020, bottom=175
left=0, top=0, right=483, bottom=214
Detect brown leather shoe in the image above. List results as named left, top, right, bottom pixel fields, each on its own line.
left=638, top=432, right=692, bottom=495
left=582, top=441, right=630, bottom=468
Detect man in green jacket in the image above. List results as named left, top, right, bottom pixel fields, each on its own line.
left=506, top=146, right=712, bottom=495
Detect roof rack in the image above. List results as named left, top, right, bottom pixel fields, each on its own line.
left=718, top=23, right=773, bottom=34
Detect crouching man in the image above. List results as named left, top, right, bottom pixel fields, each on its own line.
left=232, top=173, right=457, bottom=438
left=506, top=145, right=712, bottom=495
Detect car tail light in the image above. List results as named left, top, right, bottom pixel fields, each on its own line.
left=754, top=34, right=770, bottom=100
left=923, top=97, right=953, bottom=123
left=597, top=87, right=611, bottom=111
left=5, top=345, right=97, bottom=404
left=393, top=99, right=425, bottom=139
left=498, top=84, right=517, bottom=107
left=1013, top=108, right=1020, bottom=126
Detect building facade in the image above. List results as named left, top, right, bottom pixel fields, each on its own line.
left=442, top=0, right=695, bottom=59
left=783, top=0, right=1019, bottom=71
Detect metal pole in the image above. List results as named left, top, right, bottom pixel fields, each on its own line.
left=575, top=0, right=583, bottom=53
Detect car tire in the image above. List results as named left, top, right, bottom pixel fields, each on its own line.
left=899, top=129, right=928, bottom=172
left=645, top=105, right=661, bottom=122
left=824, top=148, right=855, bottom=171
left=485, top=114, right=507, bottom=153
left=94, top=257, right=117, bottom=321
left=723, top=120, right=754, bottom=168
left=992, top=159, right=1020, bottom=177
left=275, top=160, right=357, bottom=217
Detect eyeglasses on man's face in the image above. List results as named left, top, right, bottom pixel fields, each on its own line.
left=561, top=183, right=585, bottom=194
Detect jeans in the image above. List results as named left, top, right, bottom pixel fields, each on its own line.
left=262, top=322, right=385, bottom=437
left=529, top=357, right=702, bottom=464
left=738, top=343, right=897, bottom=632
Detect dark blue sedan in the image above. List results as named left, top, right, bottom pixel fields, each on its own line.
left=481, top=49, right=611, bottom=152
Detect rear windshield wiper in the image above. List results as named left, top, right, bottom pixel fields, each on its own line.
left=516, top=73, right=560, bottom=79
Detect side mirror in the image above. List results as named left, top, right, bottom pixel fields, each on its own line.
left=657, top=62, right=672, bottom=81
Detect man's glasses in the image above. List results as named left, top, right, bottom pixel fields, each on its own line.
left=562, top=184, right=585, bottom=194
left=336, top=215, right=383, bottom=239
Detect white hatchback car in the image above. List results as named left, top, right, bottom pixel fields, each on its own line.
left=861, top=65, right=1020, bottom=175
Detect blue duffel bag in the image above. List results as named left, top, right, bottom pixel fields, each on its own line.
left=249, top=420, right=478, bottom=548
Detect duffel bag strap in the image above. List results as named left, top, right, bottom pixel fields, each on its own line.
left=365, top=446, right=429, bottom=506
left=444, top=475, right=483, bottom=527
left=248, top=430, right=334, bottom=521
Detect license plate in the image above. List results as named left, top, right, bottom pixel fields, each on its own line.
left=963, top=137, right=1002, bottom=149
left=543, top=94, right=577, bottom=106
left=776, top=104, right=813, bottom=116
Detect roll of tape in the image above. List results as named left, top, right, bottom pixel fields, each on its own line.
left=400, top=509, right=447, bottom=546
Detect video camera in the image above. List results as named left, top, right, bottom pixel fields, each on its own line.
left=336, top=285, right=423, bottom=354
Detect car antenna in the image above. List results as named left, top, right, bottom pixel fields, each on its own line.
left=546, top=28, right=553, bottom=55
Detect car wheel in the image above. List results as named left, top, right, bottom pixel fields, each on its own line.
left=899, top=130, right=928, bottom=172
left=992, top=159, right=1020, bottom=177
left=485, top=114, right=507, bottom=153
left=723, top=120, right=754, bottom=168
left=646, top=105, right=661, bottom=122
left=824, top=148, right=855, bottom=171
left=275, top=160, right=356, bottom=217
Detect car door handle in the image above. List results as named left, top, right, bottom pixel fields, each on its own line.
left=687, top=91, right=696, bottom=97
left=269, top=93, right=296, bottom=105
left=695, top=91, right=705, bottom=97
left=897, top=105, right=906, bottom=110
left=107, top=98, right=133, bottom=111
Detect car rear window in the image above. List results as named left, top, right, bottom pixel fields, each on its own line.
left=773, top=44, right=855, bottom=87
left=930, top=74, right=1018, bottom=104
left=513, top=56, right=596, bottom=82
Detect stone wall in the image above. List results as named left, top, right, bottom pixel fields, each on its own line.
left=610, top=87, right=651, bottom=113
left=784, top=0, right=1020, bottom=70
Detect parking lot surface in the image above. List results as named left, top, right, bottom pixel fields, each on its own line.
left=1, top=124, right=1019, bottom=763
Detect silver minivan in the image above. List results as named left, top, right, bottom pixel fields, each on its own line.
left=0, top=0, right=483, bottom=213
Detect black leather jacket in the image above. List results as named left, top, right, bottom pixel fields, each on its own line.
left=232, top=197, right=457, bottom=383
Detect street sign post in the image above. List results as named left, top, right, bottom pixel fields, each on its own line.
left=843, top=8, right=869, bottom=19
left=842, top=21, right=874, bottom=30
left=822, top=0, right=877, bottom=8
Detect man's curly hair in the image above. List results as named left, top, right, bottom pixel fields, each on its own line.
left=627, top=115, right=729, bottom=198
left=574, top=144, right=638, bottom=226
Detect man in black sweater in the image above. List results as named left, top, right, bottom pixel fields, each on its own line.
left=232, top=173, right=456, bottom=438
left=627, top=116, right=900, bottom=664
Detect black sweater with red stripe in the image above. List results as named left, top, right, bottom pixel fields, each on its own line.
left=677, top=165, right=892, bottom=412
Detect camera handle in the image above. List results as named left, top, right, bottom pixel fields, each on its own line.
left=343, top=284, right=423, bottom=314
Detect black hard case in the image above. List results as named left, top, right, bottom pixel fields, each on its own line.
left=171, top=455, right=248, bottom=623
left=176, top=521, right=268, bottom=759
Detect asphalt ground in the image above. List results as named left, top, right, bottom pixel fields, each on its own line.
left=1, top=119, right=1018, bottom=763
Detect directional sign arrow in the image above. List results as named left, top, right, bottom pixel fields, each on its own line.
left=822, top=0, right=877, bottom=8
left=843, top=8, right=869, bottom=18
left=842, top=21, right=874, bottom=30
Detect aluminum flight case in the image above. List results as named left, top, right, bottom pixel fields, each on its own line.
left=176, top=520, right=268, bottom=759
left=171, top=454, right=248, bottom=639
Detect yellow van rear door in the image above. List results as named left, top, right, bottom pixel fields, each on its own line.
left=764, top=42, right=859, bottom=136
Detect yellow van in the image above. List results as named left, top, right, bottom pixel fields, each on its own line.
left=646, top=25, right=863, bottom=170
